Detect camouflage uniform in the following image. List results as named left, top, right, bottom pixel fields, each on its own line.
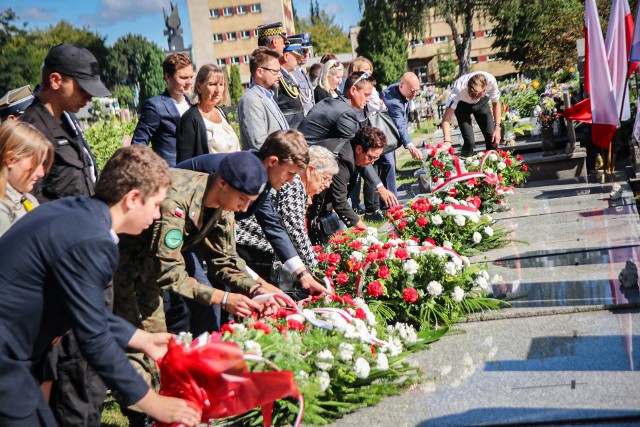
left=114, top=168, right=257, bottom=334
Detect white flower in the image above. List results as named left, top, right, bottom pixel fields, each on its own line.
left=287, top=314, right=305, bottom=324
left=431, top=247, right=446, bottom=258
left=407, top=246, right=420, bottom=255
left=298, top=370, right=309, bottom=379
left=323, top=312, right=350, bottom=333
left=444, top=206, right=455, bottom=215
left=403, top=259, right=419, bottom=275
left=343, top=323, right=360, bottom=339
left=351, top=251, right=364, bottom=261
left=480, top=269, right=490, bottom=279
left=231, top=323, right=246, bottom=332
left=491, top=274, right=504, bottom=284
left=427, top=280, right=443, bottom=296
left=405, top=239, right=418, bottom=246
left=454, top=215, right=466, bottom=227
left=451, top=286, right=466, bottom=302
left=354, top=357, right=371, bottom=379
left=376, top=353, right=389, bottom=371
left=461, top=256, right=470, bottom=267
left=484, top=214, right=494, bottom=222
left=302, top=309, right=317, bottom=319
left=452, top=256, right=463, bottom=269
left=315, top=349, right=335, bottom=371
left=392, top=322, right=418, bottom=345
left=244, top=340, right=262, bottom=356
left=475, top=275, right=489, bottom=291
left=445, top=262, right=457, bottom=276
left=444, top=196, right=457, bottom=204
left=366, top=226, right=378, bottom=237
left=428, top=196, right=443, bottom=205
left=488, top=153, right=498, bottom=161
left=497, top=161, right=506, bottom=170
left=468, top=213, right=480, bottom=224
left=432, top=214, right=443, bottom=225
left=473, top=232, right=483, bottom=244
left=465, top=157, right=473, bottom=165
left=485, top=167, right=494, bottom=174
left=471, top=159, right=480, bottom=168
left=484, top=226, right=494, bottom=236
left=366, top=235, right=380, bottom=246
left=338, top=342, right=355, bottom=361
left=353, top=297, right=367, bottom=309
left=317, top=371, right=331, bottom=392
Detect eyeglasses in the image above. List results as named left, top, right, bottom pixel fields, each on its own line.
left=314, top=170, right=333, bottom=184
left=353, top=72, right=371, bottom=86
left=260, top=66, right=281, bottom=75
left=408, top=88, right=421, bottom=94
left=365, top=152, right=380, bottom=162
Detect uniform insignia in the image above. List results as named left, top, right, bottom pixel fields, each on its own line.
left=174, top=207, right=184, bottom=218
left=258, top=183, right=266, bottom=194
left=164, top=229, right=184, bottom=249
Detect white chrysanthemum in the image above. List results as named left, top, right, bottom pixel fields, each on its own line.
left=497, top=161, right=506, bottom=170
left=338, top=342, right=355, bottom=361
left=366, top=226, right=378, bottom=237
left=427, top=280, right=443, bottom=296
left=491, top=274, right=504, bottom=284
left=485, top=167, right=494, bottom=174
left=444, top=196, right=456, bottom=203
left=231, top=323, right=246, bottom=332
left=376, top=353, right=389, bottom=371
left=353, top=297, right=367, bottom=309
left=404, top=259, right=419, bottom=275
left=388, top=238, right=404, bottom=246
left=468, top=213, right=480, bottom=224
left=298, top=370, right=309, bottom=379
left=451, top=286, right=466, bottom=302
left=407, top=246, right=420, bottom=255
left=366, top=235, right=380, bottom=246
left=452, top=256, right=463, bottom=269
left=454, top=215, right=466, bottom=227
left=473, top=232, right=483, bottom=244
left=357, top=237, right=368, bottom=245
left=488, top=153, right=498, bottom=161
left=484, top=226, right=494, bottom=236
left=315, top=349, right=335, bottom=371
left=471, top=159, right=480, bottom=168
left=465, top=157, right=473, bottom=165
left=317, top=370, right=331, bottom=392
left=485, top=214, right=494, bottom=222
left=445, top=262, right=457, bottom=276
left=475, top=275, right=489, bottom=291
left=354, top=357, right=371, bottom=379
left=461, top=255, right=470, bottom=267
left=432, top=214, right=443, bottom=225
left=343, top=323, right=360, bottom=339
left=444, top=206, right=455, bottom=215
left=323, top=312, right=350, bottom=333
left=244, top=340, right=262, bottom=356
left=429, top=196, right=443, bottom=205
left=405, top=239, right=418, bottom=246
left=432, top=247, right=446, bottom=258
left=351, top=251, right=364, bottom=261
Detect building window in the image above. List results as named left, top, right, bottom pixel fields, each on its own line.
left=488, top=54, right=499, bottom=61
left=410, top=39, right=424, bottom=47
left=226, top=32, right=237, bottom=41
left=209, top=9, right=220, bottom=18
left=243, top=54, right=250, bottom=63
left=212, top=33, right=223, bottom=43
left=470, top=57, right=479, bottom=64
left=471, top=32, right=477, bottom=39
left=484, top=28, right=495, bottom=37
left=237, top=5, right=248, bottom=14
left=216, top=58, right=225, bottom=66
left=433, top=36, right=449, bottom=44
left=230, top=56, right=241, bottom=65
left=251, top=3, right=261, bottom=13
left=240, top=30, right=251, bottom=39
left=223, top=7, right=234, bottom=16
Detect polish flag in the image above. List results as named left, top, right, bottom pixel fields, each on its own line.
left=605, top=0, right=636, bottom=121
left=561, top=0, right=619, bottom=148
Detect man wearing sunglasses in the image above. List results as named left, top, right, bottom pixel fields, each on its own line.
left=239, top=47, right=290, bottom=150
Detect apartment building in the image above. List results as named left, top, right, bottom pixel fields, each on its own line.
left=186, top=0, right=295, bottom=86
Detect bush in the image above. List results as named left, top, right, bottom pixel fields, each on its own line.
left=85, top=119, right=137, bottom=172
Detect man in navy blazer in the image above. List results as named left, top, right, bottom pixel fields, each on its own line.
left=0, top=146, right=200, bottom=427
left=132, top=53, right=194, bottom=166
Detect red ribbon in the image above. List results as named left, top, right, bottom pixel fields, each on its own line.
left=154, top=338, right=301, bottom=427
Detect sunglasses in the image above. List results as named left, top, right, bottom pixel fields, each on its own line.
left=353, top=72, right=371, bottom=86
left=332, top=61, right=341, bottom=68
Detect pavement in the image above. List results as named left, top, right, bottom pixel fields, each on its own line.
left=328, top=144, right=640, bottom=426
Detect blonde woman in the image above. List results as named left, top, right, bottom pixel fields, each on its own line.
left=176, top=64, right=239, bottom=163
left=0, top=120, right=53, bottom=236
left=348, top=56, right=386, bottom=116
left=314, top=59, right=344, bottom=103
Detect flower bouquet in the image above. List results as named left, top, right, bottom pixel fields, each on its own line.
left=535, top=95, right=559, bottom=129
left=464, top=149, right=529, bottom=188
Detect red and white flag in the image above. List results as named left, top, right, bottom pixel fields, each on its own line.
left=605, top=0, right=636, bottom=121
left=561, top=0, right=619, bottom=148
left=630, top=0, right=640, bottom=61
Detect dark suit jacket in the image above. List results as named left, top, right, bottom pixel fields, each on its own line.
left=175, top=154, right=300, bottom=266
left=381, top=83, right=412, bottom=148
left=132, top=89, right=188, bottom=166
left=176, top=105, right=214, bottom=163
left=0, top=197, right=148, bottom=418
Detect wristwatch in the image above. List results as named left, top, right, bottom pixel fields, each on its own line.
left=495, top=122, right=501, bottom=128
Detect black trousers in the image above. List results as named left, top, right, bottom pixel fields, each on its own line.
left=454, top=96, right=496, bottom=153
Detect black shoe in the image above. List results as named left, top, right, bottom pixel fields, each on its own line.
left=364, top=210, right=386, bottom=221
left=354, top=206, right=366, bottom=215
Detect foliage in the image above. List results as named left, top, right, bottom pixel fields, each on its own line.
left=112, top=85, right=134, bottom=109
left=85, top=119, right=137, bottom=172
left=229, top=65, right=243, bottom=105
left=436, top=45, right=457, bottom=85
left=356, top=1, right=408, bottom=86
left=499, top=78, right=541, bottom=117
left=294, top=6, right=351, bottom=55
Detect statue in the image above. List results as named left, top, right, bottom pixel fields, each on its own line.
left=163, top=2, right=185, bottom=52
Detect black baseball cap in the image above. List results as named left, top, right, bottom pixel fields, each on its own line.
left=218, top=152, right=267, bottom=196
left=44, top=44, right=111, bottom=97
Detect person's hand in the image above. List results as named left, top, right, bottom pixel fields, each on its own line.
left=250, top=284, right=281, bottom=315
left=354, top=220, right=367, bottom=230
left=133, top=390, right=201, bottom=427
left=408, top=145, right=423, bottom=161
left=299, top=272, right=332, bottom=295
left=491, top=128, right=501, bottom=148
left=376, top=187, right=399, bottom=208
left=143, top=332, right=173, bottom=361
left=223, top=292, right=261, bottom=317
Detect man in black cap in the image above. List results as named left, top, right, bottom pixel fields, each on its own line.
left=18, top=43, right=110, bottom=427
left=275, top=38, right=306, bottom=129
left=0, top=85, right=35, bottom=121
left=257, top=21, right=288, bottom=55
left=290, top=32, right=315, bottom=115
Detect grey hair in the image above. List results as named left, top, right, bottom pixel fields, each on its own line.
left=318, top=59, right=344, bottom=92
left=308, top=145, right=339, bottom=175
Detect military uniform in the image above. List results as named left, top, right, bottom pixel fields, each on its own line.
left=275, top=68, right=305, bottom=129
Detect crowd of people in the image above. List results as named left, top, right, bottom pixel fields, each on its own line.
left=0, top=20, right=502, bottom=427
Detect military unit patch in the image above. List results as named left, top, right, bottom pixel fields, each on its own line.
left=164, top=229, right=183, bottom=249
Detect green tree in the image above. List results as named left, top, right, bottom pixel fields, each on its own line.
left=356, top=1, right=407, bottom=86
left=103, top=34, right=165, bottom=108
left=436, top=45, right=457, bottom=85
left=229, top=65, right=243, bottom=104
left=295, top=8, right=351, bottom=55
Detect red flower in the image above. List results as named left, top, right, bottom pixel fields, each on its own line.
left=466, top=196, right=482, bottom=209
left=389, top=233, right=399, bottom=239
left=447, top=188, right=458, bottom=197
left=328, top=253, right=341, bottom=265
left=251, top=321, right=271, bottom=334
left=377, top=265, right=390, bottom=279
left=394, top=248, right=409, bottom=260
left=347, top=258, right=363, bottom=272
left=350, top=240, right=363, bottom=250
left=416, top=216, right=428, bottom=227
left=369, top=244, right=381, bottom=252
left=336, top=272, right=349, bottom=285
left=444, top=170, right=452, bottom=178
left=448, top=146, right=455, bottom=155
left=425, top=238, right=436, bottom=245
left=402, top=287, right=419, bottom=303
left=431, top=159, right=439, bottom=167
left=220, top=321, right=236, bottom=334
left=312, top=245, right=322, bottom=252
left=287, top=318, right=306, bottom=331
left=317, top=252, right=329, bottom=262
left=397, top=220, right=407, bottom=231
left=367, top=281, right=384, bottom=297
left=522, top=164, right=529, bottom=172
left=274, top=323, right=288, bottom=336
left=354, top=307, right=367, bottom=320
left=326, top=266, right=336, bottom=277
left=370, top=345, right=377, bottom=354
left=505, top=158, right=513, bottom=166
left=432, top=176, right=439, bottom=183
left=365, top=252, right=377, bottom=263
left=376, top=250, right=389, bottom=262
left=516, top=154, right=523, bottom=161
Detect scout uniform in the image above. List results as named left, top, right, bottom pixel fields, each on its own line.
left=275, top=38, right=306, bottom=129
left=0, top=184, right=38, bottom=236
